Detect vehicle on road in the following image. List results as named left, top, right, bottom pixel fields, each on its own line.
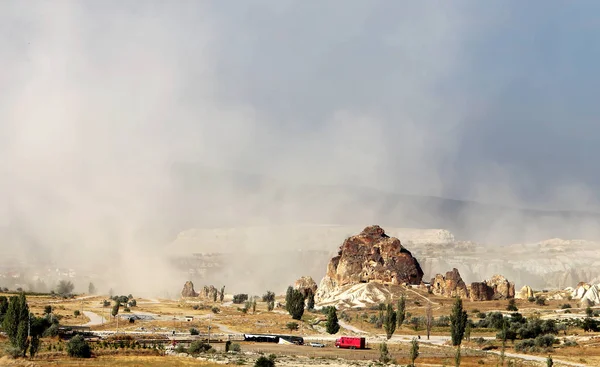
left=335, top=336, right=365, bottom=349
left=309, top=342, right=325, bottom=348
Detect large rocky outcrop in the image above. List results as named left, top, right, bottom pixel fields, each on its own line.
left=430, top=268, right=469, bottom=299
left=515, top=285, right=534, bottom=299
left=294, top=276, right=318, bottom=297
left=469, top=275, right=515, bottom=301
left=181, top=281, right=198, bottom=297
left=316, top=225, right=423, bottom=303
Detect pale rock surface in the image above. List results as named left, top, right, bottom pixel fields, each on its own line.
left=516, top=285, right=534, bottom=299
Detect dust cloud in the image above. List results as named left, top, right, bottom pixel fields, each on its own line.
left=1, top=2, right=599, bottom=296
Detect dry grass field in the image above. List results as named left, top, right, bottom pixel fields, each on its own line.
left=2, top=288, right=600, bottom=366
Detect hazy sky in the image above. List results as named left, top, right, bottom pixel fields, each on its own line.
left=2, top=1, right=600, bottom=262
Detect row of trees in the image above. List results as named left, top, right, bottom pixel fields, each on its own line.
left=0, top=294, right=55, bottom=358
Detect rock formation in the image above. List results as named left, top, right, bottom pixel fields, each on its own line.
left=571, top=282, right=600, bottom=306
left=181, top=281, right=198, bottom=297
left=430, top=268, right=469, bottom=299
left=486, top=274, right=516, bottom=299
left=315, top=225, right=423, bottom=304
left=515, top=285, right=534, bottom=299
left=469, top=275, right=515, bottom=301
left=294, top=276, right=318, bottom=297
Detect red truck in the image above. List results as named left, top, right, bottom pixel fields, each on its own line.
left=335, top=336, right=366, bottom=349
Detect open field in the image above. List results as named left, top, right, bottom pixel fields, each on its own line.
left=2, top=289, right=600, bottom=366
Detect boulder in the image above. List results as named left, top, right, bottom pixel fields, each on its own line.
left=515, top=285, right=534, bottom=299
left=294, top=276, right=318, bottom=297
left=315, top=225, right=423, bottom=303
left=181, top=281, right=198, bottom=298
left=430, top=268, right=469, bottom=299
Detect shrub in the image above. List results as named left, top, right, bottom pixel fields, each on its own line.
left=534, top=334, right=557, bottom=348
left=560, top=304, right=572, bottom=309
left=43, top=324, right=59, bottom=337
left=535, top=297, right=546, bottom=306
left=174, top=344, right=186, bottom=353
left=211, top=306, right=220, bottom=313
left=507, top=299, right=518, bottom=311
left=188, top=341, right=212, bottom=354
left=66, top=335, right=91, bottom=358
left=254, top=355, right=276, bottom=367
left=190, top=328, right=199, bottom=335
left=528, top=297, right=536, bottom=303
left=233, top=294, right=249, bottom=304
left=230, top=343, right=241, bottom=352
left=286, top=322, right=299, bottom=331
left=74, top=310, right=81, bottom=317
left=262, top=291, right=275, bottom=303
left=515, top=339, right=536, bottom=353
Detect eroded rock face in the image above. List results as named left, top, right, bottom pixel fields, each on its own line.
left=294, top=276, right=318, bottom=297
left=516, top=285, right=534, bottom=299
left=469, top=275, right=515, bottom=301
left=181, top=281, right=198, bottom=297
left=430, top=268, right=469, bottom=299
left=316, top=225, right=423, bottom=303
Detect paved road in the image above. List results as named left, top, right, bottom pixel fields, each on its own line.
left=82, top=310, right=106, bottom=326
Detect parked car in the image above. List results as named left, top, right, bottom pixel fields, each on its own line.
left=309, top=342, right=325, bottom=348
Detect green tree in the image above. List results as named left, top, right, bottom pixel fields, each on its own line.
left=29, top=314, right=51, bottom=358
left=111, top=302, right=120, bottom=318
left=384, top=303, right=397, bottom=340
left=410, top=338, right=419, bottom=367
left=379, top=342, right=391, bottom=364
left=547, top=355, right=553, bottom=367
left=397, top=294, right=406, bottom=327
left=450, top=297, right=467, bottom=346
left=67, top=335, right=91, bottom=358
left=267, top=300, right=275, bottom=311
left=285, top=286, right=294, bottom=311
left=2, top=294, right=30, bottom=356
left=252, top=299, right=257, bottom=313
left=306, top=293, right=315, bottom=310
left=287, top=289, right=305, bottom=320
left=220, top=286, right=225, bottom=302
left=262, top=291, right=275, bottom=303
left=326, top=307, right=340, bottom=334
left=44, top=305, right=52, bottom=316
left=88, top=282, right=96, bottom=295
left=56, top=280, right=74, bottom=296
left=0, top=296, right=8, bottom=324
left=586, top=307, right=593, bottom=317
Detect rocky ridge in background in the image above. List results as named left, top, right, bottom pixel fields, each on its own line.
left=315, top=225, right=423, bottom=304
